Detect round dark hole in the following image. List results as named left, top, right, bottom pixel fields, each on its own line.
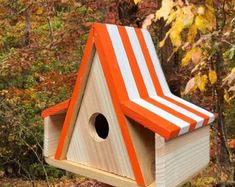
left=94, top=114, right=109, bottom=139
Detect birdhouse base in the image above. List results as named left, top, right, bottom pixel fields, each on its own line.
left=46, top=156, right=206, bottom=187
left=45, top=157, right=155, bottom=187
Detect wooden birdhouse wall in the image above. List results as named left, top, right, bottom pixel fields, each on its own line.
left=66, top=52, right=134, bottom=179
left=44, top=112, right=66, bottom=157
left=155, top=125, right=210, bottom=187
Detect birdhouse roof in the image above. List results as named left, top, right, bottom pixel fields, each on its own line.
left=42, top=23, right=215, bottom=142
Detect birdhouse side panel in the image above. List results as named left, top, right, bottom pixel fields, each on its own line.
left=44, top=112, right=66, bottom=157
left=66, top=52, right=134, bottom=179
left=155, top=125, right=210, bottom=187
left=126, top=118, right=155, bottom=186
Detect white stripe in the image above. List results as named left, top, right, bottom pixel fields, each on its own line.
left=126, top=27, right=204, bottom=128
left=125, top=27, right=156, bottom=97
left=166, top=94, right=215, bottom=124
left=134, top=99, right=190, bottom=135
left=106, top=25, right=139, bottom=100
left=141, top=29, right=171, bottom=94
left=106, top=25, right=190, bottom=134
left=151, top=96, right=204, bottom=128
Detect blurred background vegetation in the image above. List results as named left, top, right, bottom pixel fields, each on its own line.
left=0, top=0, right=234, bottom=186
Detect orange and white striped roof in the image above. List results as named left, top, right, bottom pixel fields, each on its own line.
left=93, top=24, right=215, bottom=139
left=42, top=23, right=215, bottom=140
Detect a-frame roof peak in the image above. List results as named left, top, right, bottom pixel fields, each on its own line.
left=43, top=23, right=215, bottom=160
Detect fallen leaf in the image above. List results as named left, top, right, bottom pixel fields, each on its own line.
left=187, top=24, right=197, bottom=43
left=134, top=0, right=142, bottom=4
left=155, top=0, right=174, bottom=21
left=195, top=15, right=208, bottom=33
left=191, top=47, right=202, bottom=64
left=209, top=70, right=217, bottom=84
left=228, top=139, right=235, bottom=149
left=224, top=90, right=230, bottom=103
left=223, top=71, right=235, bottom=86
left=184, top=77, right=197, bottom=94
left=36, top=8, right=43, bottom=15
left=142, top=14, right=155, bottom=29
left=182, top=6, right=195, bottom=27
left=169, top=19, right=184, bottom=47
left=229, top=86, right=235, bottom=92
left=165, top=9, right=177, bottom=26
left=195, top=74, right=208, bottom=92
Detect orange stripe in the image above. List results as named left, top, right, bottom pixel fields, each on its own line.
left=135, top=29, right=209, bottom=127
left=121, top=101, right=180, bottom=139
left=117, top=27, right=149, bottom=98
left=41, top=99, right=70, bottom=118
left=55, top=29, right=95, bottom=159
left=163, top=95, right=209, bottom=125
left=118, top=27, right=196, bottom=132
left=94, top=24, right=145, bottom=186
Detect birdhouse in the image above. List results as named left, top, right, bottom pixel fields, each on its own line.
left=41, top=23, right=215, bottom=187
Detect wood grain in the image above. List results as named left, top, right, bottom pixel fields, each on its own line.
left=66, top=53, right=134, bottom=179
left=55, top=30, right=95, bottom=159
left=45, top=157, right=155, bottom=187
left=126, top=118, right=155, bottom=185
left=155, top=126, right=210, bottom=187
left=44, top=113, right=66, bottom=157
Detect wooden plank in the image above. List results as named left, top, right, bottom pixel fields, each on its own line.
left=41, top=99, right=70, bottom=118
left=45, top=157, right=155, bottom=187
left=126, top=118, right=155, bottom=185
left=66, top=53, right=134, bottom=179
left=155, top=126, right=210, bottom=187
left=44, top=113, right=66, bottom=157
left=55, top=30, right=95, bottom=159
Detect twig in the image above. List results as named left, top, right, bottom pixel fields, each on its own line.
left=19, top=128, right=50, bottom=187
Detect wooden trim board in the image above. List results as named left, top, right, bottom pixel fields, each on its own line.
left=55, top=30, right=96, bottom=159
left=45, top=157, right=155, bottom=187
left=41, top=99, right=70, bottom=118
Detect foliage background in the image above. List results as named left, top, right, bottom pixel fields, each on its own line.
left=0, top=0, right=234, bottom=186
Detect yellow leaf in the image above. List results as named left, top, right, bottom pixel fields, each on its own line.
left=182, top=6, right=195, bottom=27
left=159, top=40, right=165, bottom=48
left=184, top=77, right=197, bottom=95
left=195, top=15, right=208, bottom=33
left=191, top=47, right=202, bottom=64
left=182, top=49, right=193, bottom=67
left=155, top=0, right=174, bottom=21
left=159, top=30, right=171, bottom=47
left=170, top=30, right=182, bottom=47
left=204, top=6, right=216, bottom=30
left=134, top=0, right=142, bottom=4
left=36, top=7, right=43, bottom=15
left=209, top=70, right=217, bottom=84
left=232, top=67, right=235, bottom=73
left=205, top=0, right=213, bottom=6
left=195, top=74, right=208, bottom=92
left=224, top=90, right=230, bottom=103
left=169, top=19, right=184, bottom=47
left=165, top=9, right=177, bottom=26
left=187, top=24, right=197, bottom=43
